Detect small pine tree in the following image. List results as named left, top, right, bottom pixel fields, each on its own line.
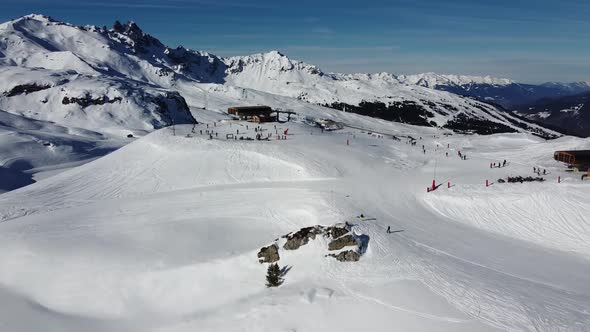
left=265, top=263, right=283, bottom=287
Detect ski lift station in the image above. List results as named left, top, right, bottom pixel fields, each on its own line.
left=228, top=106, right=275, bottom=123
left=554, top=150, right=590, bottom=170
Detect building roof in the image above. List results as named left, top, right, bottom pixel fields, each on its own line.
left=555, top=150, right=590, bottom=158
left=228, top=106, right=272, bottom=111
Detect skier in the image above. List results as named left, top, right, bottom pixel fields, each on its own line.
left=543, top=169, right=546, bottom=175
left=387, top=226, right=391, bottom=234
left=503, top=160, right=507, bottom=167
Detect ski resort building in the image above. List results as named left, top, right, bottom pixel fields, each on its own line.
left=554, top=150, right=590, bottom=169
left=228, top=106, right=275, bottom=123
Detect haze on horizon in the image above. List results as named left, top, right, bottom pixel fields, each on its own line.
left=2, top=0, right=589, bottom=83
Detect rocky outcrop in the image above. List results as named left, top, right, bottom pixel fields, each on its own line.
left=257, top=244, right=280, bottom=264
left=326, top=226, right=348, bottom=239
left=283, top=226, right=324, bottom=250
left=112, top=21, right=164, bottom=54
left=328, top=250, right=360, bottom=262
left=4, top=83, right=51, bottom=97
left=328, top=234, right=357, bottom=251
left=62, top=94, right=122, bottom=107
left=258, top=223, right=367, bottom=264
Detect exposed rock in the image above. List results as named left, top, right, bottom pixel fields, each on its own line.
left=111, top=21, right=164, bottom=54
left=283, top=226, right=323, bottom=250
left=257, top=244, right=280, bottom=264
left=4, top=84, right=51, bottom=97
left=62, top=94, right=122, bottom=107
left=259, top=223, right=366, bottom=264
left=328, top=234, right=357, bottom=251
left=150, top=91, right=197, bottom=125
left=329, top=250, right=360, bottom=262
left=326, top=226, right=348, bottom=239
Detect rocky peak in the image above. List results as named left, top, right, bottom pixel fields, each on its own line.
left=22, top=14, right=56, bottom=23
left=225, top=50, right=324, bottom=76
left=111, top=20, right=164, bottom=53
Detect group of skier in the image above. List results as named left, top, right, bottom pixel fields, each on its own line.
left=533, top=167, right=547, bottom=176
left=490, top=160, right=508, bottom=168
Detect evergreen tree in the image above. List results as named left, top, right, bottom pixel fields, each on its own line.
left=265, top=263, right=283, bottom=287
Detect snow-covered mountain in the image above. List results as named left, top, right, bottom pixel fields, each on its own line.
left=398, top=72, right=590, bottom=108
left=0, top=14, right=558, bottom=139
left=0, top=15, right=197, bottom=136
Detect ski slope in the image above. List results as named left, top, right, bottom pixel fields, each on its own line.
left=0, top=116, right=589, bottom=332
left=0, top=110, right=126, bottom=193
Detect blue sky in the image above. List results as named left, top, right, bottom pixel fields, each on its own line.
left=2, top=0, right=589, bottom=83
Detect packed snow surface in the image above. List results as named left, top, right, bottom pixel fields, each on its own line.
left=0, top=13, right=589, bottom=332
left=0, top=115, right=589, bottom=332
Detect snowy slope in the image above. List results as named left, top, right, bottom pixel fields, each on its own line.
left=0, top=119, right=589, bottom=331
left=0, top=110, right=126, bottom=193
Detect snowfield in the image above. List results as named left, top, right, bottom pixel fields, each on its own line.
left=1, top=13, right=590, bottom=332
left=1, top=116, right=589, bottom=332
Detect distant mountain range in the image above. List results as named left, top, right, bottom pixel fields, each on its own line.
left=397, top=73, right=590, bottom=108
left=515, top=91, right=590, bottom=137
left=0, top=14, right=570, bottom=138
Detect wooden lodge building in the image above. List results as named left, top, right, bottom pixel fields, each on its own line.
left=554, top=150, right=590, bottom=170
left=228, top=106, right=275, bottom=123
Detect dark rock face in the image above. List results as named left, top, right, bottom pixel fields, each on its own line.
left=329, top=250, right=360, bottom=262
left=326, top=226, right=348, bottom=239
left=328, top=234, right=357, bottom=251
left=62, top=94, right=122, bottom=107
left=165, top=47, right=227, bottom=83
left=258, top=244, right=280, bottom=264
left=4, top=84, right=51, bottom=97
left=283, top=226, right=323, bottom=250
left=151, top=91, right=197, bottom=125
left=111, top=21, right=164, bottom=54
left=259, top=223, right=366, bottom=264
